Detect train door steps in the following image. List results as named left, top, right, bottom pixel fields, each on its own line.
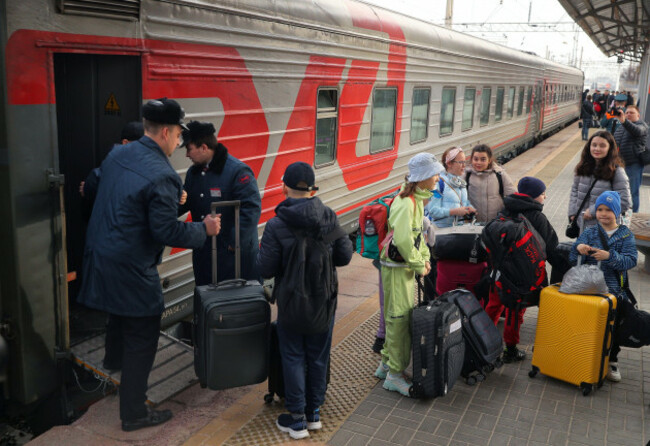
left=70, top=332, right=196, bottom=405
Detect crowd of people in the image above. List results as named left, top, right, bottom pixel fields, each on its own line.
left=77, top=94, right=646, bottom=439
left=372, top=117, right=646, bottom=400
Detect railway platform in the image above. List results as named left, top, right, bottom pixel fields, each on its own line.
left=28, top=122, right=650, bottom=446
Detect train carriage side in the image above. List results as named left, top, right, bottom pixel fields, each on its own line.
left=539, top=62, right=584, bottom=136
left=1, top=0, right=585, bottom=409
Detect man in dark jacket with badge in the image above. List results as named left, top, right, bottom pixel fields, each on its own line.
left=78, top=98, right=221, bottom=431
left=179, top=121, right=262, bottom=284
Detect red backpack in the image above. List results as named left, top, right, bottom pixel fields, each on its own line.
left=356, top=189, right=400, bottom=260
left=481, top=213, right=547, bottom=315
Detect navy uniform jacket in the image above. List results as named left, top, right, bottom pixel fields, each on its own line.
left=179, top=143, right=262, bottom=284
left=78, top=136, right=207, bottom=316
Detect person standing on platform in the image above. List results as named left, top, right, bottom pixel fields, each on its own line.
left=569, top=131, right=631, bottom=232
left=485, top=177, right=559, bottom=363
left=465, top=144, right=516, bottom=223
left=179, top=121, right=262, bottom=284
left=614, top=104, right=648, bottom=213
left=425, top=146, right=476, bottom=228
left=78, top=98, right=221, bottom=431
left=570, top=191, right=637, bottom=382
left=581, top=95, right=594, bottom=141
left=257, top=162, right=352, bottom=439
left=375, top=153, right=442, bottom=397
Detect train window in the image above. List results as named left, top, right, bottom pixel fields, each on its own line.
left=495, top=87, right=504, bottom=122
left=410, top=88, right=430, bottom=144
left=315, top=88, right=338, bottom=166
left=480, top=87, right=491, bottom=126
left=517, top=87, right=524, bottom=116
left=370, top=88, right=397, bottom=153
left=507, top=87, right=515, bottom=119
left=462, top=87, right=476, bottom=131
left=526, top=86, right=532, bottom=113
left=439, top=87, right=456, bottom=136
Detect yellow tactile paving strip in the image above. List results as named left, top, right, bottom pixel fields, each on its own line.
left=184, top=294, right=381, bottom=446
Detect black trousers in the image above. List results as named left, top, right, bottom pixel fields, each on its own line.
left=104, top=313, right=161, bottom=421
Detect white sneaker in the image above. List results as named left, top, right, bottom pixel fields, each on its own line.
left=607, top=362, right=621, bottom=382
left=374, top=361, right=389, bottom=380
left=383, top=372, right=412, bottom=397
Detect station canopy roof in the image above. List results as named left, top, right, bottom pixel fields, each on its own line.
left=558, top=0, right=650, bottom=62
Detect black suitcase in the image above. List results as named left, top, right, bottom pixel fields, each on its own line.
left=194, top=200, right=271, bottom=390
left=264, top=322, right=331, bottom=403
left=411, top=294, right=465, bottom=398
left=438, top=289, right=503, bottom=385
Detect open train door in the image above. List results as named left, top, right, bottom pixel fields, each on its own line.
left=53, top=54, right=197, bottom=404
left=53, top=54, right=142, bottom=347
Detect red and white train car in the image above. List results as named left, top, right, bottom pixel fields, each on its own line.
left=1, top=0, right=582, bottom=405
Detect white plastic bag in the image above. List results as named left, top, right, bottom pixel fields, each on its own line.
left=559, top=257, right=608, bottom=295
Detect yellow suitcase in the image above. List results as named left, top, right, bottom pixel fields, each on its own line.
left=529, top=284, right=616, bottom=395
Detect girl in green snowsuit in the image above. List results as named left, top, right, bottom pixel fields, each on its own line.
left=375, top=153, right=445, bottom=396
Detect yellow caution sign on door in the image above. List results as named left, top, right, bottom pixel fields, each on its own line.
left=104, top=93, right=121, bottom=115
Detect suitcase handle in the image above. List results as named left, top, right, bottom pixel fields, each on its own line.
left=210, top=278, right=249, bottom=290
left=211, top=200, right=241, bottom=284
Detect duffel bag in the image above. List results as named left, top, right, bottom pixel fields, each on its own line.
left=433, top=221, right=487, bottom=263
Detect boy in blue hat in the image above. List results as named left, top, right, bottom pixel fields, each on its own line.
left=570, top=190, right=637, bottom=382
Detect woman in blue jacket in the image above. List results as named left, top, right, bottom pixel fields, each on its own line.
left=425, top=147, right=476, bottom=228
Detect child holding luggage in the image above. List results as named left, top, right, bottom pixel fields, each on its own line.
left=485, top=177, right=560, bottom=363
left=375, top=153, right=443, bottom=397
left=570, top=190, right=637, bottom=382
left=257, top=162, right=353, bottom=439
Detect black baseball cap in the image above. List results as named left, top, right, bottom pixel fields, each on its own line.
left=181, top=121, right=216, bottom=147
left=142, top=98, right=188, bottom=129
left=282, top=162, right=319, bottom=191
left=120, top=121, right=144, bottom=141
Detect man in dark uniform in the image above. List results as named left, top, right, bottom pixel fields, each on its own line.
left=179, top=121, right=262, bottom=284
left=78, top=99, right=221, bottom=431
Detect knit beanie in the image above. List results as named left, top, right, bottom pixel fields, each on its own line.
left=517, top=176, right=546, bottom=199
left=595, top=190, right=621, bottom=218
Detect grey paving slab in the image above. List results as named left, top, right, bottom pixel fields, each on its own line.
left=329, top=125, right=650, bottom=446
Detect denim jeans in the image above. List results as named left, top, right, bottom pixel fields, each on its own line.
left=277, top=318, right=333, bottom=414
left=582, top=119, right=592, bottom=140
left=625, top=163, right=644, bottom=212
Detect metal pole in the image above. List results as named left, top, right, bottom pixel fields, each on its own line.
left=445, top=0, right=454, bottom=28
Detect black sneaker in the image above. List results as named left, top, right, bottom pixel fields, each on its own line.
left=306, top=408, right=322, bottom=430
left=502, top=346, right=526, bottom=363
left=122, top=408, right=173, bottom=432
left=276, top=413, right=309, bottom=439
left=372, top=337, right=385, bottom=354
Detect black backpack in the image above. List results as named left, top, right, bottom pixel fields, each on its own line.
left=481, top=213, right=547, bottom=313
left=273, top=225, right=346, bottom=334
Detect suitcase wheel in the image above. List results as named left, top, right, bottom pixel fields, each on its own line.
left=580, top=383, right=592, bottom=396
left=495, top=358, right=503, bottom=369
left=475, top=373, right=485, bottom=383
left=528, top=366, right=539, bottom=378
left=264, top=393, right=274, bottom=404
left=482, top=364, right=495, bottom=374
left=466, top=375, right=477, bottom=386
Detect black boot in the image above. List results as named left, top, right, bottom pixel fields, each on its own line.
left=372, top=336, right=385, bottom=354
left=502, top=345, right=526, bottom=363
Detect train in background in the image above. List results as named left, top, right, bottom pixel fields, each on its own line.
left=0, top=0, right=582, bottom=413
